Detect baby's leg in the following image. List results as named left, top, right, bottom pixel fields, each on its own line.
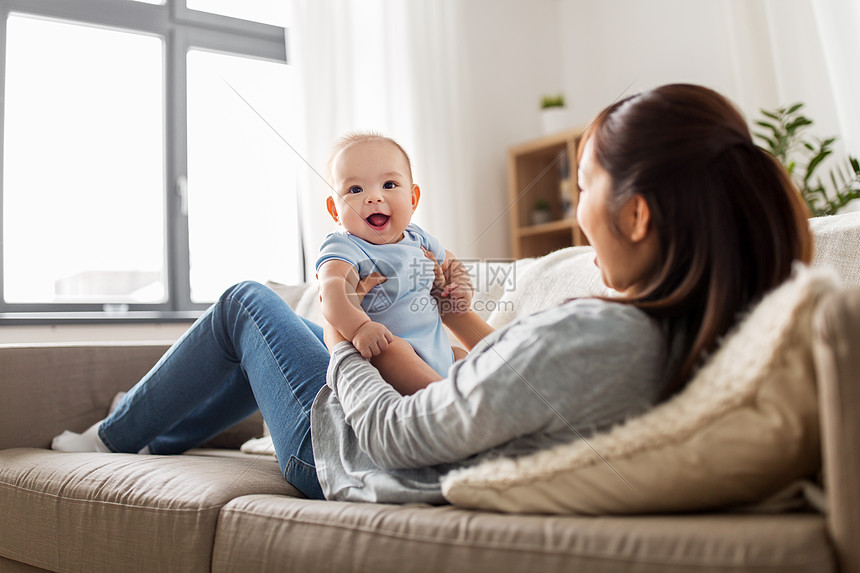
left=370, top=338, right=443, bottom=395
left=452, top=346, right=468, bottom=361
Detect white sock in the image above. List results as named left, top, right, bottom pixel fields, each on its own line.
left=51, top=420, right=110, bottom=453
left=52, top=393, right=152, bottom=454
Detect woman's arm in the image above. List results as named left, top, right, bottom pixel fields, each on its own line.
left=440, top=311, right=495, bottom=351
left=326, top=300, right=666, bottom=471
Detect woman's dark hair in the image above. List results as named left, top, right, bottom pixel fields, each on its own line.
left=581, top=84, right=813, bottom=399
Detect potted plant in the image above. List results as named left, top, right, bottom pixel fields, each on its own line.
left=540, top=93, right=568, bottom=136
left=754, top=102, right=860, bottom=216
left=531, top=198, right=552, bottom=225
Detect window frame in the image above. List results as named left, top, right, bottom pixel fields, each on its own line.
left=0, top=0, right=289, bottom=323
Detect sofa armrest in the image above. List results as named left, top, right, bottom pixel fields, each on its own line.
left=0, top=342, right=170, bottom=450
left=813, top=286, right=860, bottom=573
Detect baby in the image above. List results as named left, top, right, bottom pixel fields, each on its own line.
left=316, top=132, right=473, bottom=383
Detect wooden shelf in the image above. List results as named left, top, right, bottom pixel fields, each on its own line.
left=517, top=218, right=577, bottom=237
left=507, top=127, right=587, bottom=259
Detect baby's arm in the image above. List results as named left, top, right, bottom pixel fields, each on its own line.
left=317, top=260, right=392, bottom=358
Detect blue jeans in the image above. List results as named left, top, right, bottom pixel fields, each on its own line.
left=98, top=281, right=329, bottom=500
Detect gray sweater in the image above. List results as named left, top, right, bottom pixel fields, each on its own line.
left=310, top=297, right=671, bottom=503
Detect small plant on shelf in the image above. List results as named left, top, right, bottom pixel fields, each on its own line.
left=754, top=102, right=860, bottom=217
left=539, top=94, right=568, bottom=136
left=531, top=198, right=552, bottom=225
left=540, top=94, right=566, bottom=109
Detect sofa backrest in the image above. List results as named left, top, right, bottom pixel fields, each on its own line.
left=810, top=211, right=860, bottom=287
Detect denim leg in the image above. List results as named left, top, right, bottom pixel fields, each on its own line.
left=146, top=317, right=325, bottom=454
left=99, top=281, right=329, bottom=499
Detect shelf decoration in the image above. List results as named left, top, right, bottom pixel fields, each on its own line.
left=540, top=93, right=569, bottom=136
left=531, top=198, right=552, bottom=225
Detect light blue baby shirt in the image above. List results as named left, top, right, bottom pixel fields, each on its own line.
left=315, top=223, right=454, bottom=377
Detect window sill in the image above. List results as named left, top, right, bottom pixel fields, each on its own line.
left=0, top=310, right=203, bottom=325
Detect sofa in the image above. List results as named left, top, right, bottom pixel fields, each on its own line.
left=1, top=211, right=859, bottom=573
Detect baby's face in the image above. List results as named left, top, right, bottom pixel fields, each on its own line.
left=327, top=140, right=419, bottom=245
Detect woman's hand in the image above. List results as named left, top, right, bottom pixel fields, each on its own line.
left=420, top=247, right=473, bottom=315
left=353, top=272, right=387, bottom=306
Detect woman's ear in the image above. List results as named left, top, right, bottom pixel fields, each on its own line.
left=326, top=196, right=340, bottom=223
left=411, top=184, right=421, bottom=211
left=627, top=194, right=652, bottom=243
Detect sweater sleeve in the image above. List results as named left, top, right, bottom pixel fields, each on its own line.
left=325, top=299, right=666, bottom=470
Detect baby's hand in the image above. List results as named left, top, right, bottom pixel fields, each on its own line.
left=440, top=283, right=473, bottom=315
left=352, top=321, right=394, bottom=358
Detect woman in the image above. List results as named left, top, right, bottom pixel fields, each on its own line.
left=52, top=84, right=812, bottom=504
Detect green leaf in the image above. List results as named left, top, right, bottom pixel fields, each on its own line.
left=786, top=117, right=813, bottom=131
left=787, top=102, right=805, bottom=115
left=849, top=156, right=860, bottom=173
left=753, top=133, right=776, bottom=151
left=754, top=120, right=782, bottom=138
left=805, top=148, right=833, bottom=182
left=761, top=109, right=781, bottom=121
left=836, top=165, right=848, bottom=187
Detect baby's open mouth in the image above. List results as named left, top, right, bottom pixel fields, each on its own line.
left=366, top=213, right=390, bottom=229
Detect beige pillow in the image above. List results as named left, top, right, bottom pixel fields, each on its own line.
left=441, top=264, right=838, bottom=514
left=487, top=246, right=611, bottom=329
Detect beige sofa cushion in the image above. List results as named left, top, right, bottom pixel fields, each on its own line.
left=442, top=265, right=836, bottom=514
left=486, top=246, right=610, bottom=328
left=211, top=495, right=833, bottom=573
left=810, top=211, right=860, bottom=287
left=0, top=448, right=296, bottom=573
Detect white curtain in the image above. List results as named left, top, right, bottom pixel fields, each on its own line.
left=288, top=0, right=477, bottom=279
left=811, top=0, right=860, bottom=154
left=725, top=0, right=859, bottom=156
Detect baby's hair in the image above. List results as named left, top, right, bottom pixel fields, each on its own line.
left=326, top=131, right=413, bottom=185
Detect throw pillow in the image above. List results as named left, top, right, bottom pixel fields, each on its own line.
left=441, top=264, right=838, bottom=514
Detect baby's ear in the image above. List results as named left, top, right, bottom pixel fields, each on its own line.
left=326, top=196, right=340, bottom=223
left=411, top=184, right=421, bottom=211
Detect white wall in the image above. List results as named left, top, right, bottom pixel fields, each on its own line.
left=554, top=0, right=842, bottom=129
left=463, top=0, right=847, bottom=261
left=455, top=0, right=565, bottom=259
left=558, top=0, right=739, bottom=125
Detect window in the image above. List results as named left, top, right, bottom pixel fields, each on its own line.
left=0, top=0, right=300, bottom=321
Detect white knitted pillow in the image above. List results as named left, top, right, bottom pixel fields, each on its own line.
left=441, top=264, right=837, bottom=514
